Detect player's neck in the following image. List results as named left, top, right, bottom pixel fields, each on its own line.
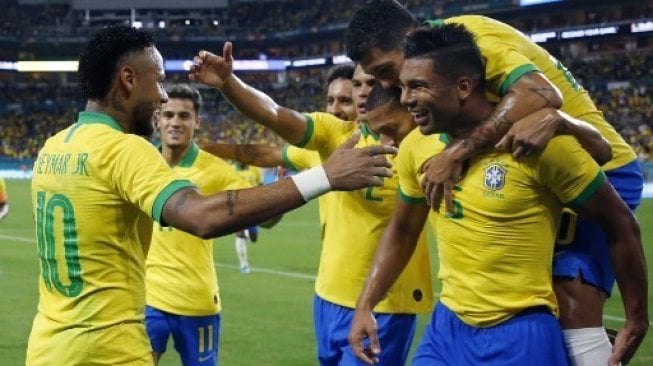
left=162, top=143, right=192, bottom=167
left=449, top=96, right=494, bottom=139
left=85, top=100, right=131, bottom=133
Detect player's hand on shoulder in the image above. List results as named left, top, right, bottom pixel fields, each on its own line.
left=421, top=151, right=463, bottom=214
left=495, top=107, right=560, bottom=158
left=323, top=131, right=396, bottom=191
left=189, top=42, right=235, bottom=89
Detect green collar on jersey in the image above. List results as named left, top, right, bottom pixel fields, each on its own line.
left=360, top=123, right=380, bottom=141
left=175, top=142, right=200, bottom=168
left=424, top=19, right=445, bottom=27
left=77, top=111, right=123, bottom=131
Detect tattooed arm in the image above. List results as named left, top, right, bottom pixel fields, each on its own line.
left=421, top=71, right=563, bottom=211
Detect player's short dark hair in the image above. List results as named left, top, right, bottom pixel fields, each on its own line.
left=345, top=0, right=418, bottom=62
left=325, top=64, right=355, bottom=87
left=404, top=25, right=486, bottom=89
left=78, top=25, right=155, bottom=101
left=366, top=82, right=402, bottom=112
left=165, top=84, right=203, bottom=113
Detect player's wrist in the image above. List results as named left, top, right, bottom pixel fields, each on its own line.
left=290, top=166, right=332, bottom=202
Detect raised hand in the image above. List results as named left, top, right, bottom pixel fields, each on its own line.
left=323, top=131, right=396, bottom=191
left=189, top=42, right=235, bottom=89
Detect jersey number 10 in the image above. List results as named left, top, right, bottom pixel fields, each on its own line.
left=35, top=191, right=83, bottom=297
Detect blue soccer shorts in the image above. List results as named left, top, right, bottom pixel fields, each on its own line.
left=412, top=302, right=570, bottom=366
left=554, top=160, right=644, bottom=295
left=145, top=306, right=221, bottom=366
left=313, top=295, right=416, bottom=366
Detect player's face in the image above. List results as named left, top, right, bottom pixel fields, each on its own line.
left=351, top=64, right=376, bottom=122
left=156, top=98, right=199, bottom=149
left=132, top=47, right=168, bottom=137
left=399, top=57, right=461, bottom=135
left=360, top=47, right=404, bottom=89
left=326, top=78, right=356, bottom=121
left=365, top=103, right=415, bottom=148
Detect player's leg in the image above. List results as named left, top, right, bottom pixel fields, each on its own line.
left=169, top=313, right=221, bottom=366
left=553, top=160, right=644, bottom=364
left=414, top=303, right=569, bottom=365
left=340, top=312, right=416, bottom=365
left=145, top=306, right=173, bottom=365
left=313, top=295, right=343, bottom=366
left=235, top=231, right=250, bottom=274
left=247, top=225, right=259, bottom=243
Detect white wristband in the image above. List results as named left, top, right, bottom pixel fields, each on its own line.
left=290, top=166, right=332, bottom=202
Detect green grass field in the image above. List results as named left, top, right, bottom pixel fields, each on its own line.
left=0, top=178, right=651, bottom=365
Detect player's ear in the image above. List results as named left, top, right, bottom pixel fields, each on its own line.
left=118, top=64, right=136, bottom=95
left=456, top=77, right=474, bottom=100
left=195, top=115, right=202, bottom=130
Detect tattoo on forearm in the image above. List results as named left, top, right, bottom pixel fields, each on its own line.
left=226, top=190, right=235, bottom=216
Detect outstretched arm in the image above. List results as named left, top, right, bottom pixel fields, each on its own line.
left=576, top=183, right=648, bottom=366
left=189, top=42, right=309, bottom=145
left=201, top=143, right=284, bottom=168
left=348, top=199, right=430, bottom=365
left=163, top=132, right=396, bottom=239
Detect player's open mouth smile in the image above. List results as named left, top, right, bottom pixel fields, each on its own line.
left=356, top=102, right=366, bottom=115
left=410, top=110, right=429, bottom=126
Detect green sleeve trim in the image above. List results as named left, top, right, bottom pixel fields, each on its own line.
left=282, top=146, right=300, bottom=172
left=64, top=123, right=81, bottom=143
left=498, top=64, right=539, bottom=96
left=567, top=171, right=606, bottom=209
left=151, top=179, right=195, bottom=224
left=398, top=187, right=427, bottom=205
left=296, top=114, right=315, bottom=148
left=438, top=133, right=452, bottom=145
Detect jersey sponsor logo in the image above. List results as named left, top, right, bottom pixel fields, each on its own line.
left=484, top=163, right=507, bottom=191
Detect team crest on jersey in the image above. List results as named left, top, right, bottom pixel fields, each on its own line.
left=484, top=163, right=506, bottom=191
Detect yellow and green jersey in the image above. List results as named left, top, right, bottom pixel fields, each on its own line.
left=146, top=143, right=250, bottom=316
left=396, top=128, right=449, bottom=232
left=421, top=135, right=602, bottom=327
left=282, top=145, right=333, bottom=230
left=234, top=163, right=263, bottom=187
left=433, top=15, right=636, bottom=171
left=0, top=176, right=6, bottom=203
left=298, top=112, right=433, bottom=314
left=28, top=111, right=193, bottom=365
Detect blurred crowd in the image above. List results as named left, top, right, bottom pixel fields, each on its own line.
left=1, top=51, right=651, bottom=173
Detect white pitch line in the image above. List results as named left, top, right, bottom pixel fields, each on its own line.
left=2, top=232, right=649, bottom=325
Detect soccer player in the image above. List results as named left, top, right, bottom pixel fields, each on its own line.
left=348, top=26, right=648, bottom=366
left=325, top=63, right=357, bottom=122
left=26, top=25, right=396, bottom=366
left=145, top=84, right=252, bottom=365
left=233, top=162, right=263, bottom=274
left=190, top=44, right=433, bottom=366
left=0, top=176, right=8, bottom=221
left=345, top=2, right=643, bottom=363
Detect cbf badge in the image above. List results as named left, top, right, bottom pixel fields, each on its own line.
left=484, top=163, right=506, bottom=191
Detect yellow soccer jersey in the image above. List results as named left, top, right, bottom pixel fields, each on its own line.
left=146, top=143, right=250, bottom=316
left=433, top=136, right=604, bottom=327
left=235, top=163, right=263, bottom=187
left=298, top=112, right=433, bottom=313
left=28, top=111, right=194, bottom=365
left=282, top=144, right=332, bottom=230
left=0, top=176, right=6, bottom=203
left=434, top=15, right=636, bottom=171
left=396, top=128, right=449, bottom=231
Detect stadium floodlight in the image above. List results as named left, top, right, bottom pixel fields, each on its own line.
left=132, top=21, right=143, bottom=29
left=332, top=55, right=352, bottom=64
left=16, top=61, right=78, bottom=72
left=528, top=31, right=556, bottom=43
left=631, top=21, right=653, bottom=33
left=158, top=20, right=166, bottom=29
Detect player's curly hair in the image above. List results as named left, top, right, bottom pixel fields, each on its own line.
left=78, top=25, right=155, bottom=101
left=345, top=0, right=418, bottom=62
left=404, top=25, right=486, bottom=89
left=325, top=64, right=355, bottom=88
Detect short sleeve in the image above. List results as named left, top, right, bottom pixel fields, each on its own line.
left=535, top=136, right=605, bottom=208
left=298, top=113, right=357, bottom=158
left=283, top=145, right=321, bottom=171
left=475, top=35, right=539, bottom=96
left=104, top=135, right=194, bottom=224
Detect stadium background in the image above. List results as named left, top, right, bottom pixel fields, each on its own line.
left=0, top=0, right=652, bottom=364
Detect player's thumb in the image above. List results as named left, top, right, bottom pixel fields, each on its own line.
left=341, top=130, right=362, bottom=149
left=224, top=41, right=233, bottom=60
